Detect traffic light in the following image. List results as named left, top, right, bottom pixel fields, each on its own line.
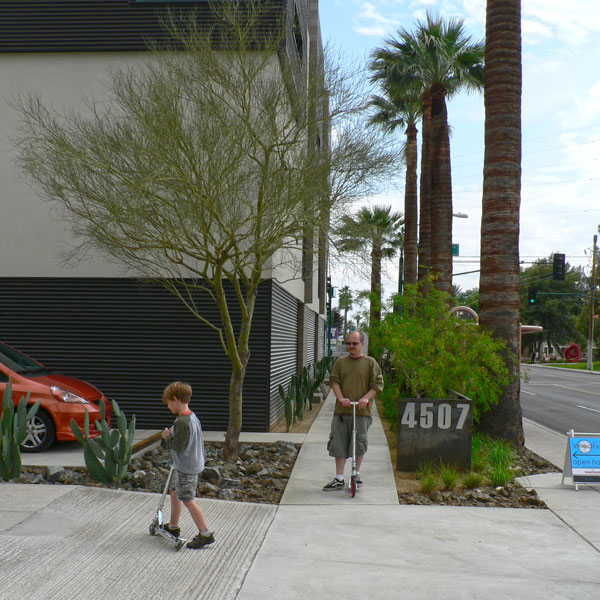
left=528, top=287, right=537, bottom=305
left=331, top=309, right=342, bottom=327
left=553, top=253, right=566, bottom=280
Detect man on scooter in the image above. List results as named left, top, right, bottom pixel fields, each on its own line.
left=323, top=330, right=383, bottom=491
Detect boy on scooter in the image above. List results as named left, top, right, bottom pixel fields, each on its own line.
left=161, top=381, right=215, bottom=548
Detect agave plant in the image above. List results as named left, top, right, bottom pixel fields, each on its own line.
left=70, top=399, right=135, bottom=487
left=0, top=379, right=40, bottom=480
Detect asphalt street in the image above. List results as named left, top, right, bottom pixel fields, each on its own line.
left=521, top=365, right=600, bottom=434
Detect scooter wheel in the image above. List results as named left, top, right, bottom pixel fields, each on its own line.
left=175, top=539, right=185, bottom=551
left=149, top=518, right=158, bottom=536
left=350, top=477, right=356, bottom=498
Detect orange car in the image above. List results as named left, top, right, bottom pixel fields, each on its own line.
left=0, top=342, right=111, bottom=452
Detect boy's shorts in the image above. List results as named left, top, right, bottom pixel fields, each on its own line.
left=327, top=415, right=373, bottom=458
left=169, top=469, right=198, bottom=502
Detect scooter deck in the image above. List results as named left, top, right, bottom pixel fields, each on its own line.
left=149, top=466, right=187, bottom=550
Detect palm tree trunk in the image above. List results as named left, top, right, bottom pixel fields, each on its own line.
left=478, top=0, right=523, bottom=446
left=343, top=307, right=348, bottom=339
left=430, top=84, right=453, bottom=295
left=418, top=90, right=432, bottom=284
left=370, top=246, right=382, bottom=326
left=404, top=122, right=419, bottom=287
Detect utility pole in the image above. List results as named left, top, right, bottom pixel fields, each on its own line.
left=587, top=234, right=597, bottom=371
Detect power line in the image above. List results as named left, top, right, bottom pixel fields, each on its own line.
left=452, top=123, right=600, bottom=160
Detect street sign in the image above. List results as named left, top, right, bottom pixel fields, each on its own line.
left=452, top=244, right=459, bottom=257
left=562, top=430, right=600, bottom=490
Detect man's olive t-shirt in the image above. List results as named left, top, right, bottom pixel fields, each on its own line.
left=329, top=355, right=383, bottom=417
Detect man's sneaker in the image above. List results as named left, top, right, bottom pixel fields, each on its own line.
left=187, top=531, right=215, bottom=549
left=323, top=477, right=345, bottom=491
left=356, top=475, right=363, bottom=487
left=163, top=523, right=181, bottom=538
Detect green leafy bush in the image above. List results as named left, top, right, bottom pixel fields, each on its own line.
left=374, top=279, right=512, bottom=422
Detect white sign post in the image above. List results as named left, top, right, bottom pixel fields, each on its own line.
left=562, top=429, right=600, bottom=490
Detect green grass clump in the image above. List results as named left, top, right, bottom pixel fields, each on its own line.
left=489, top=465, right=514, bottom=487
left=463, top=471, right=484, bottom=489
left=419, top=473, right=439, bottom=493
left=440, top=464, right=459, bottom=490
left=471, top=433, right=518, bottom=487
left=416, top=462, right=440, bottom=493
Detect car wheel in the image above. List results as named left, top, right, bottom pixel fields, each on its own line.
left=20, top=409, right=56, bottom=453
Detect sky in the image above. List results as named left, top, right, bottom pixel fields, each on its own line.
left=319, top=0, right=600, bottom=315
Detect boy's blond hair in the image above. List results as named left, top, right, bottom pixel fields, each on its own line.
left=162, top=381, right=192, bottom=404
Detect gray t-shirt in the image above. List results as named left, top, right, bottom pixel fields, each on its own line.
left=166, top=411, right=205, bottom=475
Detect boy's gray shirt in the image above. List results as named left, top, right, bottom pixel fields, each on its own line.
left=166, top=411, right=205, bottom=475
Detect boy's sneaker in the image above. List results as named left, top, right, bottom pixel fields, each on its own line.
left=187, top=531, right=215, bottom=549
left=163, top=523, right=181, bottom=538
left=356, top=475, right=363, bottom=487
left=323, top=477, right=345, bottom=491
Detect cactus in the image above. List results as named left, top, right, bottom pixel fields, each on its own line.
left=278, top=361, right=331, bottom=432
left=70, top=399, right=135, bottom=487
left=279, top=380, right=296, bottom=432
left=0, top=379, right=41, bottom=481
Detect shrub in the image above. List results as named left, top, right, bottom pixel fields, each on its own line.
left=373, top=278, right=513, bottom=422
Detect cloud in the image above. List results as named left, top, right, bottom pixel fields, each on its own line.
left=572, top=81, right=600, bottom=127
left=353, top=2, right=397, bottom=38
left=522, top=0, right=600, bottom=46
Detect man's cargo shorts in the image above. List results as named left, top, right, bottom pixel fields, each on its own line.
left=327, top=414, right=373, bottom=458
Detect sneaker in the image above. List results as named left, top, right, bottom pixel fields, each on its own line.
left=356, top=475, right=363, bottom=487
left=187, top=531, right=215, bottom=549
left=323, top=477, right=345, bottom=491
left=163, top=523, right=181, bottom=538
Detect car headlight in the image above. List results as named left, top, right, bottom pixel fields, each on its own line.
left=51, top=386, right=89, bottom=404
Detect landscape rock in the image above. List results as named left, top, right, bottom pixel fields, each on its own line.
left=16, top=439, right=556, bottom=509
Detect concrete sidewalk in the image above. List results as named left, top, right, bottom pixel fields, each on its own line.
left=2, top=394, right=600, bottom=599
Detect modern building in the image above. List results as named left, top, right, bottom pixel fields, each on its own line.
left=0, top=0, right=328, bottom=431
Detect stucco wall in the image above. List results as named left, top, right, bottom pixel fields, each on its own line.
left=0, top=50, right=324, bottom=316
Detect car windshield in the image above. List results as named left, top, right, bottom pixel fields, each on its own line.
left=0, top=343, right=48, bottom=374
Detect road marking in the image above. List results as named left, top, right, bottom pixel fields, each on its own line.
left=539, top=383, right=600, bottom=396
left=521, top=390, right=535, bottom=396
left=576, top=405, right=600, bottom=414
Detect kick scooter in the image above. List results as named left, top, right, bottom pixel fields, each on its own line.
left=149, top=465, right=187, bottom=551
left=348, top=400, right=368, bottom=497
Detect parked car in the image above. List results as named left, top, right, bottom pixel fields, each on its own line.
left=0, top=342, right=111, bottom=452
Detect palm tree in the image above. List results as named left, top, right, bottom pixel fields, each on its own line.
left=337, top=285, right=353, bottom=340
left=335, top=205, right=404, bottom=329
left=366, top=81, right=421, bottom=288
left=478, top=0, right=524, bottom=446
left=370, top=13, right=484, bottom=294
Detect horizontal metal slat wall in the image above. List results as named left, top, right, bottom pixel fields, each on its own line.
left=268, top=281, right=298, bottom=429
left=0, top=0, right=285, bottom=53
left=0, top=277, right=271, bottom=431
left=317, top=315, right=325, bottom=361
left=305, top=306, right=316, bottom=366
